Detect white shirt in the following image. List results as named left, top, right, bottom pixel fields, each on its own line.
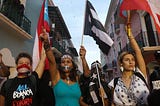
left=108, top=72, right=149, bottom=106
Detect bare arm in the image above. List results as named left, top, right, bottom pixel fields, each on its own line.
left=127, top=24, right=147, bottom=78
left=79, top=46, right=90, bottom=77
left=35, top=47, right=46, bottom=79
left=0, top=95, right=5, bottom=106
left=40, top=28, right=60, bottom=86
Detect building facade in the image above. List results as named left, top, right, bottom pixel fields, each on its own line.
left=103, top=0, right=160, bottom=81
left=0, top=0, right=78, bottom=77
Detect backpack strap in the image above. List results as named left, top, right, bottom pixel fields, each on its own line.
left=113, top=73, right=148, bottom=89
left=111, top=77, right=119, bottom=105
left=134, top=72, right=149, bottom=89
left=113, top=77, right=119, bottom=88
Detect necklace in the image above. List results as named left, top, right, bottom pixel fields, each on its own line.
left=66, top=77, right=70, bottom=84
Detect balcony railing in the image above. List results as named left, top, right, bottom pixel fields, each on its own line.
left=124, top=30, right=160, bottom=52
left=0, top=4, right=31, bottom=34
left=52, top=41, right=66, bottom=54
left=142, top=31, right=160, bottom=46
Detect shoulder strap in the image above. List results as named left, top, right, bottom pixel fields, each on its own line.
left=113, top=77, right=119, bottom=88
left=111, top=77, right=119, bottom=105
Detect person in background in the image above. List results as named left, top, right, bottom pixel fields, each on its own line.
left=0, top=50, right=46, bottom=106
left=149, top=50, right=160, bottom=91
left=108, top=23, right=149, bottom=106
left=0, top=53, right=10, bottom=91
left=79, top=45, right=112, bottom=106
left=0, top=53, right=10, bottom=77
left=37, top=69, right=55, bottom=106
left=147, top=50, right=160, bottom=106
left=40, top=28, right=86, bottom=106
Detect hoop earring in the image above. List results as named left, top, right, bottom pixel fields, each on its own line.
left=120, top=66, right=124, bottom=72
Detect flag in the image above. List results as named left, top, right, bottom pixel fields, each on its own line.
left=83, top=0, right=114, bottom=54
left=120, top=0, right=160, bottom=34
left=32, top=0, right=50, bottom=70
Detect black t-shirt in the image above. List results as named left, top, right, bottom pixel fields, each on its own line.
left=0, top=72, right=38, bottom=106
left=150, top=66, right=160, bottom=91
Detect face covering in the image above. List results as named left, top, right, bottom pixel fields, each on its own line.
left=17, top=64, right=31, bottom=75
left=60, top=66, right=72, bottom=72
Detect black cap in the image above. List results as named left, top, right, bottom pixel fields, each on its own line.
left=154, top=50, right=160, bottom=59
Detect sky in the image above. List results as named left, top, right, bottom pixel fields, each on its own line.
left=53, top=0, right=111, bottom=66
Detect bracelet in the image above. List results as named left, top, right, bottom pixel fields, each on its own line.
left=128, top=36, right=134, bottom=40
left=44, top=41, right=51, bottom=51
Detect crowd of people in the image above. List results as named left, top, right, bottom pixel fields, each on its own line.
left=0, top=24, right=160, bottom=106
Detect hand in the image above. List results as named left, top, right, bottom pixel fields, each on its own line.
left=39, top=27, right=49, bottom=42
left=99, top=87, right=105, bottom=98
left=79, top=45, right=86, bottom=59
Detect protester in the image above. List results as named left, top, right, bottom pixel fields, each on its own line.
left=37, top=70, right=55, bottom=106
left=0, top=53, right=10, bottom=91
left=0, top=50, right=46, bottom=106
left=79, top=45, right=112, bottom=106
left=149, top=50, right=160, bottom=90
left=40, top=28, right=86, bottom=106
left=147, top=50, right=160, bottom=106
left=147, top=89, right=160, bottom=106
left=108, top=23, right=149, bottom=106
left=0, top=53, right=10, bottom=77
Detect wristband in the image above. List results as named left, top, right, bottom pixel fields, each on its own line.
left=128, top=36, right=134, bottom=40
left=44, top=42, right=51, bottom=51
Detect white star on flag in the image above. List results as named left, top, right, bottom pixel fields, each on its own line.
left=91, top=73, right=97, bottom=79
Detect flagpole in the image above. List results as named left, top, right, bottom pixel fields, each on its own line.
left=81, top=0, right=88, bottom=46
left=95, top=63, right=105, bottom=106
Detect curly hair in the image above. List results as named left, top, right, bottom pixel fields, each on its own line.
left=15, top=52, right=32, bottom=65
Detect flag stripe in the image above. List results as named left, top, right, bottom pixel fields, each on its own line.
left=92, top=26, right=113, bottom=47
left=32, top=30, right=40, bottom=70
left=83, top=0, right=113, bottom=54
left=32, top=0, right=50, bottom=70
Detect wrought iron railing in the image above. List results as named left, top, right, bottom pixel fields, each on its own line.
left=142, top=31, right=160, bottom=46
left=0, top=4, right=31, bottom=34
left=123, top=30, right=160, bottom=52
left=52, top=41, right=66, bottom=54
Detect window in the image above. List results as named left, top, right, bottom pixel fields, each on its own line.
left=144, top=13, right=156, bottom=46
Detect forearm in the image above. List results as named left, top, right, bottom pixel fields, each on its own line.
left=81, top=58, right=90, bottom=77
left=0, top=95, right=5, bottom=106
left=44, top=42, right=56, bottom=65
left=35, top=58, right=45, bottom=78
left=44, top=42, right=58, bottom=83
left=128, top=29, right=146, bottom=76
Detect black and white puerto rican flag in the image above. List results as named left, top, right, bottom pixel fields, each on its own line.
left=83, top=0, right=113, bottom=54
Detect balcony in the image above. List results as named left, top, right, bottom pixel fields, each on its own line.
left=52, top=41, right=66, bottom=54
left=0, top=3, right=31, bottom=35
